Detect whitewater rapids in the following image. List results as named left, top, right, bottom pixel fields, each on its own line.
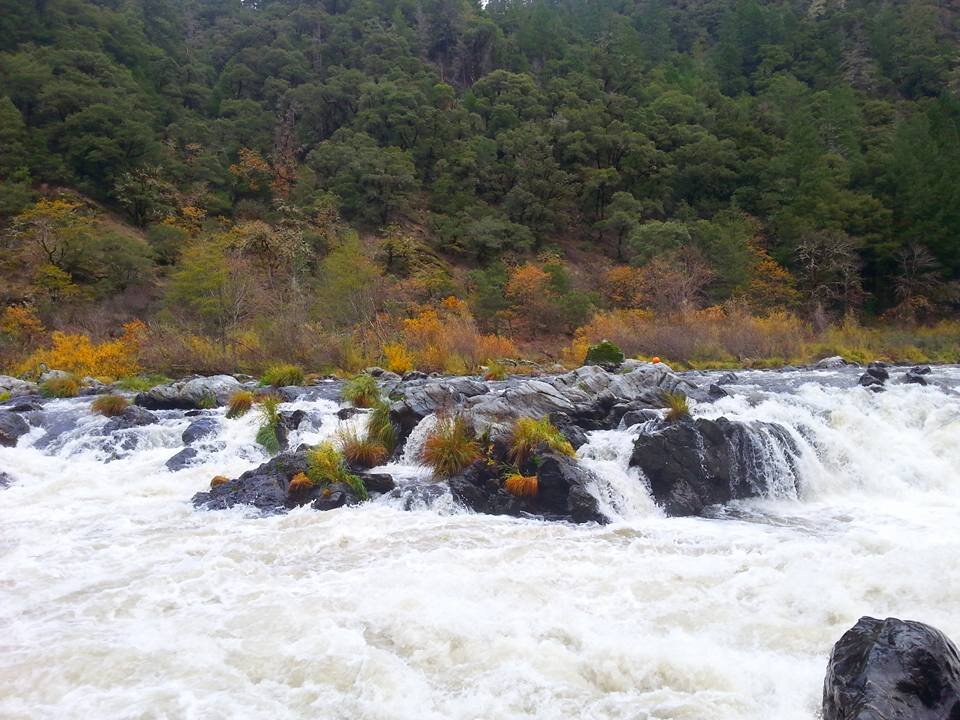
left=2, top=367, right=959, bottom=719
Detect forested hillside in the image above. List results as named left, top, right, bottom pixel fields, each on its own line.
left=1, top=0, right=959, bottom=376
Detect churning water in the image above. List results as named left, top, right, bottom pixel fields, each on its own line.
left=2, top=368, right=960, bottom=719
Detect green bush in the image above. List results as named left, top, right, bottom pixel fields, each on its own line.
left=260, top=363, right=305, bottom=387
left=584, top=340, right=624, bottom=367
left=510, top=416, right=575, bottom=464
left=342, top=374, right=380, bottom=408
left=255, top=395, right=282, bottom=454
left=307, top=442, right=368, bottom=500
left=367, top=401, right=397, bottom=452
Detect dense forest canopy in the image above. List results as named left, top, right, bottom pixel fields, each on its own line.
left=0, top=0, right=958, bottom=373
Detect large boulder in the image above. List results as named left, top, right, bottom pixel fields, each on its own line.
left=101, top=406, right=159, bottom=434
left=0, top=375, right=38, bottom=398
left=465, top=364, right=706, bottom=437
left=0, top=411, right=30, bottom=447
left=823, top=616, right=960, bottom=720
left=629, top=417, right=799, bottom=516
left=449, top=451, right=605, bottom=524
left=390, top=377, right=488, bottom=438
left=192, top=449, right=364, bottom=513
left=136, top=375, right=240, bottom=410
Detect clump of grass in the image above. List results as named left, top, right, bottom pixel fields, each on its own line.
left=115, top=374, right=172, bottom=392
left=288, top=471, right=313, bottom=492
left=210, top=475, right=230, bottom=488
left=509, top=416, right=575, bottom=465
left=0, top=391, right=10, bottom=403
left=661, top=391, right=690, bottom=422
left=483, top=361, right=507, bottom=381
left=40, top=375, right=80, bottom=398
left=367, top=401, right=397, bottom=452
left=504, top=473, right=538, bottom=498
left=197, top=391, right=217, bottom=409
left=90, top=394, right=130, bottom=417
left=421, top=414, right=480, bottom=478
left=337, top=425, right=389, bottom=468
left=342, top=373, right=380, bottom=408
left=260, top=363, right=305, bottom=387
left=306, top=442, right=368, bottom=500
left=226, top=390, right=254, bottom=419
left=255, top=394, right=282, bottom=455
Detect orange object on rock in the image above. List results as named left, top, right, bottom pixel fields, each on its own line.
left=651, top=356, right=661, bottom=363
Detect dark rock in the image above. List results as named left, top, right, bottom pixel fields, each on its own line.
left=707, top=383, right=729, bottom=399
left=866, top=362, right=890, bottom=381
left=620, top=409, right=661, bottom=428
left=823, top=616, right=960, bottom=720
left=184, top=409, right=205, bottom=417
left=279, top=409, right=306, bottom=432
left=629, top=417, right=799, bottom=516
left=449, top=452, right=605, bottom=524
left=192, top=449, right=362, bottom=513
left=0, top=412, right=30, bottom=447
left=165, top=447, right=199, bottom=471
left=549, top=412, right=589, bottom=450
left=386, top=482, right=449, bottom=510
left=337, top=407, right=365, bottom=420
left=0, top=470, right=11, bottom=488
left=902, top=367, right=931, bottom=386
left=858, top=373, right=885, bottom=389
left=365, top=366, right=386, bottom=377
left=102, top=406, right=159, bottom=433
left=716, top=372, right=739, bottom=385
left=358, top=472, right=395, bottom=494
left=8, top=401, right=44, bottom=413
left=182, top=417, right=219, bottom=445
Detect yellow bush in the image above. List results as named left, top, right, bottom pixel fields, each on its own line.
left=16, top=321, right=144, bottom=380
left=382, top=342, right=414, bottom=374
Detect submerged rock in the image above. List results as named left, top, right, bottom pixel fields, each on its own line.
left=823, top=616, right=960, bottom=720
left=629, top=417, right=799, bottom=516
left=166, top=447, right=199, bottom=471
left=136, top=375, right=240, bottom=410
left=182, top=417, right=219, bottom=445
left=0, top=412, right=30, bottom=447
left=901, top=366, right=932, bottom=386
left=0, top=470, right=12, bottom=488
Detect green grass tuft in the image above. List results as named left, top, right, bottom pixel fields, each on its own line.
left=661, top=391, right=690, bottom=422
left=509, top=416, right=575, bottom=465
left=421, top=414, right=480, bottom=478
left=90, top=394, right=130, bottom=417
left=342, top=374, right=381, bottom=408
left=260, top=363, right=305, bottom=387
left=306, top=442, right=368, bottom=500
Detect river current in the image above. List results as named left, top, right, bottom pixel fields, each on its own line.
left=2, top=366, right=959, bottom=719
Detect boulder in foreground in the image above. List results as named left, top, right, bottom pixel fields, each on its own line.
left=823, top=616, right=960, bottom=720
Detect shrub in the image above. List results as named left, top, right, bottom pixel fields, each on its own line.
left=509, top=416, right=575, bottom=465
left=662, top=391, right=690, bottom=422
left=342, top=373, right=380, bottom=407
left=584, top=339, right=624, bottom=366
left=260, top=363, right=304, bottom=387
left=226, top=390, right=254, bottom=419
left=421, top=414, right=480, bottom=478
left=483, top=361, right=507, bottom=381
left=505, top=473, right=538, bottom=498
left=90, top=394, right=130, bottom=417
left=288, top=471, right=313, bottom=492
left=382, top=343, right=414, bottom=374
left=306, top=442, right=368, bottom=500
left=210, top=475, right=230, bottom=488
left=40, top=375, right=80, bottom=398
left=337, top=425, right=389, bottom=468
left=16, top=321, right=144, bottom=379
left=367, top=401, right=397, bottom=451
left=0, top=391, right=10, bottom=403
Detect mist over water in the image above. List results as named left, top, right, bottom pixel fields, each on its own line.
left=2, top=368, right=959, bottom=719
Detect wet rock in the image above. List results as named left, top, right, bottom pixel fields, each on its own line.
left=449, top=451, right=605, bottom=524
left=866, top=362, right=890, bottom=381
left=78, top=377, right=110, bottom=396
left=0, top=375, right=38, bottom=398
left=0, top=470, right=12, bottom=488
left=814, top=356, right=848, bottom=369
left=182, top=418, right=219, bottom=445
left=390, top=376, right=488, bottom=438
left=823, top=616, right=960, bottom=720
left=858, top=373, right=885, bottom=391
left=136, top=375, right=240, bottom=410
left=337, top=407, right=365, bottom=420
left=716, top=372, right=739, bottom=385
left=707, top=383, right=729, bottom=399
left=620, top=408, right=660, bottom=428
left=901, top=366, right=931, bottom=386
left=7, top=401, right=43, bottom=413
left=192, top=449, right=363, bottom=513
left=549, top=412, right=589, bottom=450
left=402, top=371, right=428, bottom=381
left=385, top=482, right=449, bottom=510
left=357, top=472, right=395, bottom=494
left=630, top=417, right=799, bottom=516
left=102, top=406, right=158, bottom=433
left=0, top=411, right=30, bottom=447
left=165, top=447, right=199, bottom=471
